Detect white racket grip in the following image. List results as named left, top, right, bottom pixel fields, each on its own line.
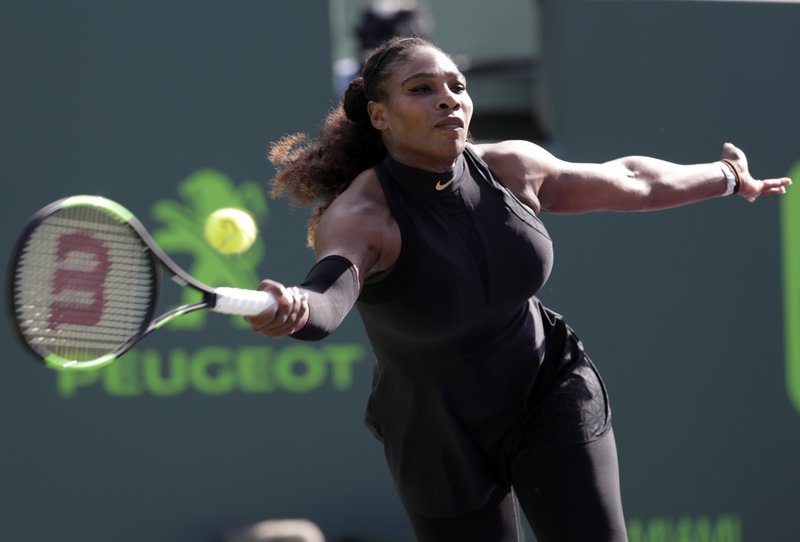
left=213, top=287, right=277, bottom=316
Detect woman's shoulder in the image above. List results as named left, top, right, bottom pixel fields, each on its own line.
left=470, top=140, right=555, bottom=167
left=315, top=166, right=401, bottom=276
left=326, top=167, right=389, bottom=219
left=468, top=140, right=556, bottom=211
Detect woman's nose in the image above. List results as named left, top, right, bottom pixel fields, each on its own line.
left=437, top=90, right=461, bottom=110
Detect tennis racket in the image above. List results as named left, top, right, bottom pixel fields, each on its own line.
left=8, top=195, right=276, bottom=371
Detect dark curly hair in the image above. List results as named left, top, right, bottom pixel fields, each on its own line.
left=268, top=36, right=444, bottom=246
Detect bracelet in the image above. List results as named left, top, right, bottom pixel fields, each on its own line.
left=719, top=159, right=741, bottom=196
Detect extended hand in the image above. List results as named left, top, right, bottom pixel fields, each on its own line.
left=722, top=142, right=792, bottom=203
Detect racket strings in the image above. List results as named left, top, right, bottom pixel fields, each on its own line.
left=13, top=206, right=156, bottom=362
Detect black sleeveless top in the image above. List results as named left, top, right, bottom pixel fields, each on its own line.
left=356, top=146, right=587, bottom=516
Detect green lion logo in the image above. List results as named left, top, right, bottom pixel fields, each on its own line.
left=151, top=169, right=269, bottom=330
left=783, top=160, right=800, bottom=416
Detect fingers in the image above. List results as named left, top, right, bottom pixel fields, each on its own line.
left=759, top=177, right=792, bottom=196
left=244, top=281, right=310, bottom=337
left=276, top=287, right=308, bottom=335
left=764, top=176, right=792, bottom=189
left=740, top=176, right=793, bottom=203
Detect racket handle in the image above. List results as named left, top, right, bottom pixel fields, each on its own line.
left=213, top=287, right=277, bottom=316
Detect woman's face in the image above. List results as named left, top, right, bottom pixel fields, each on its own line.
left=368, top=46, right=473, bottom=172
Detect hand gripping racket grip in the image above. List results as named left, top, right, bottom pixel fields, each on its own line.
left=212, top=287, right=277, bottom=316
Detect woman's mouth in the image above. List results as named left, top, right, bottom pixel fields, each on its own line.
left=435, top=116, right=465, bottom=130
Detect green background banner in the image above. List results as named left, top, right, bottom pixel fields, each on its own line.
left=1, top=1, right=798, bottom=540
left=784, top=160, right=800, bottom=417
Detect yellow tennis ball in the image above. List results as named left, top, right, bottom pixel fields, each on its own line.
left=203, top=208, right=258, bottom=255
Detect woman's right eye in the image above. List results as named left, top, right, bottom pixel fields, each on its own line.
left=409, top=86, right=431, bottom=93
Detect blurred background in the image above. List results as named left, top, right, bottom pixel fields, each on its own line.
left=1, top=0, right=799, bottom=540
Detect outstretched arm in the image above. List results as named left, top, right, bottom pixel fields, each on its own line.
left=479, top=141, right=792, bottom=214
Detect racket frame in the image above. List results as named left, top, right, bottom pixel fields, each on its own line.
left=8, top=195, right=221, bottom=371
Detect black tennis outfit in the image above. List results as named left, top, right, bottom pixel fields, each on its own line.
left=355, top=146, right=627, bottom=541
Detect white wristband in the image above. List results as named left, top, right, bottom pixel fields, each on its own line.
left=720, top=161, right=737, bottom=197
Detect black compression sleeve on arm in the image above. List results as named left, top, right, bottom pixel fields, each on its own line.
left=290, top=255, right=360, bottom=341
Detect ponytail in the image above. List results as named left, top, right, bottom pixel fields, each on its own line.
left=268, top=79, right=385, bottom=246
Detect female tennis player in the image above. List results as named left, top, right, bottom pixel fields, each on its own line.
left=245, top=36, right=791, bottom=542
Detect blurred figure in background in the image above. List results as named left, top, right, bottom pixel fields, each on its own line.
left=334, top=0, right=434, bottom=95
